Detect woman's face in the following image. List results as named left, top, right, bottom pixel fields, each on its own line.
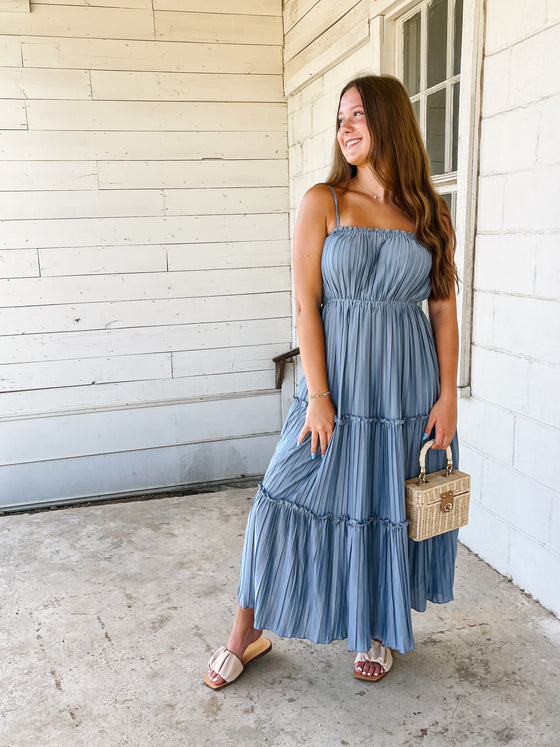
left=336, top=87, right=372, bottom=167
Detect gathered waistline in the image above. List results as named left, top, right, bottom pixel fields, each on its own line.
left=322, top=297, right=421, bottom=306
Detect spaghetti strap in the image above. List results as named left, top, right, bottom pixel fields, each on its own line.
left=326, top=185, right=340, bottom=227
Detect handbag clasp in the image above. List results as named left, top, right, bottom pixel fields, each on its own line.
left=440, top=490, right=454, bottom=512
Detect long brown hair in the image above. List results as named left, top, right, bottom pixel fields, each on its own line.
left=326, top=74, right=458, bottom=300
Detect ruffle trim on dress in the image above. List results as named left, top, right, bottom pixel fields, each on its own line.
left=293, top=395, right=429, bottom=427
left=257, top=481, right=410, bottom=530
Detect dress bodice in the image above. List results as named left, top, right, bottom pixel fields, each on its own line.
left=320, top=225, right=432, bottom=305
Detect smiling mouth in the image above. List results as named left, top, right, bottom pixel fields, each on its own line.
left=345, top=138, right=361, bottom=148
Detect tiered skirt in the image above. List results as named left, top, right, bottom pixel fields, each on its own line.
left=238, top=393, right=459, bottom=654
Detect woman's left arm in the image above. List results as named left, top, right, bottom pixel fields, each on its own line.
left=424, top=234, right=459, bottom=450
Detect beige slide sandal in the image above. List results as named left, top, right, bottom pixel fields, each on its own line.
left=354, top=640, right=393, bottom=681
left=203, top=637, right=272, bottom=690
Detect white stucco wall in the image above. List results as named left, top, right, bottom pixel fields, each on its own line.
left=457, top=0, right=560, bottom=616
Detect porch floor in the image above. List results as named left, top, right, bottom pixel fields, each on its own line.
left=2, top=486, right=559, bottom=747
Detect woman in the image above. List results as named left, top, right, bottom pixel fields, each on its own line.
left=204, top=74, right=460, bottom=688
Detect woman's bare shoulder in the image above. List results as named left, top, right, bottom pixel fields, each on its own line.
left=301, top=182, right=336, bottom=205
left=293, top=184, right=338, bottom=248
left=297, top=183, right=338, bottom=226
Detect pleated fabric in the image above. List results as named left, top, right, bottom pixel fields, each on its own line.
left=237, top=209, right=460, bottom=654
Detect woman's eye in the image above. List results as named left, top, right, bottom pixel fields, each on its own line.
left=338, top=111, right=362, bottom=126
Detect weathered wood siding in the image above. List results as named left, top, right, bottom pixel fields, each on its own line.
left=0, top=0, right=289, bottom=509
left=284, top=0, right=369, bottom=94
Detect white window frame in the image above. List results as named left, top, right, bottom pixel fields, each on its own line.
left=369, top=0, right=485, bottom=397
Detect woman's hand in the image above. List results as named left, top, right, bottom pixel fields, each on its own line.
left=423, top=393, right=457, bottom=450
left=297, top=396, right=337, bottom=458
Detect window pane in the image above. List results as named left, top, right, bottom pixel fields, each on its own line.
left=452, top=81, right=460, bottom=171
left=403, top=12, right=421, bottom=96
left=440, top=192, right=456, bottom=227
left=453, top=0, right=463, bottom=76
left=412, top=99, right=420, bottom=127
left=427, top=88, right=446, bottom=175
left=427, top=0, right=448, bottom=88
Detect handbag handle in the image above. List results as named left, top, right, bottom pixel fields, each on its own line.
left=418, top=439, right=454, bottom=483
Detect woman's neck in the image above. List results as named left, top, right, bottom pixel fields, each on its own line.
left=353, top=165, right=386, bottom=201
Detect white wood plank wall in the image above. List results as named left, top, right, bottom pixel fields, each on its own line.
left=0, top=0, right=289, bottom=509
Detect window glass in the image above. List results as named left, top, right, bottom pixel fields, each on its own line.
left=441, top=192, right=457, bottom=228
left=452, top=81, right=460, bottom=171
left=427, top=88, right=446, bottom=175
left=453, top=0, right=463, bottom=75
left=427, top=0, right=448, bottom=88
left=412, top=99, right=421, bottom=126
left=403, top=12, right=421, bottom=96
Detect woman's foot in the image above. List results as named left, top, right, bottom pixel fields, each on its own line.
left=355, top=659, right=385, bottom=677
left=354, top=639, right=393, bottom=680
left=206, top=605, right=263, bottom=686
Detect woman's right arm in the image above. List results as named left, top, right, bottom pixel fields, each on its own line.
left=293, top=185, right=337, bottom=458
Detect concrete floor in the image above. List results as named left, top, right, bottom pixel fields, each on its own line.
left=1, top=486, right=559, bottom=747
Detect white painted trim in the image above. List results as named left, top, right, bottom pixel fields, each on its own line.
left=454, top=0, right=484, bottom=393
left=369, top=13, right=384, bottom=73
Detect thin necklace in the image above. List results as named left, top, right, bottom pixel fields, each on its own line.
left=359, top=183, right=383, bottom=200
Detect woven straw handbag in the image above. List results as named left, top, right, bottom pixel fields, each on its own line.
left=405, top=439, right=470, bottom=541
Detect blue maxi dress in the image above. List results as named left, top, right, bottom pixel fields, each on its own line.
left=238, top=187, right=459, bottom=654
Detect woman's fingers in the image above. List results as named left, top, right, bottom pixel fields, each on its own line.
left=440, top=431, right=452, bottom=449
left=297, top=422, right=310, bottom=445
left=426, top=395, right=457, bottom=450
left=431, top=419, right=453, bottom=449
left=311, top=431, right=318, bottom=458
left=298, top=404, right=336, bottom=456
left=298, top=424, right=334, bottom=457
left=424, top=413, right=436, bottom=441
left=432, top=421, right=443, bottom=448
left=316, top=424, right=335, bottom=456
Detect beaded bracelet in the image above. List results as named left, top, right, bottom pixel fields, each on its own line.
left=309, top=390, right=331, bottom=399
